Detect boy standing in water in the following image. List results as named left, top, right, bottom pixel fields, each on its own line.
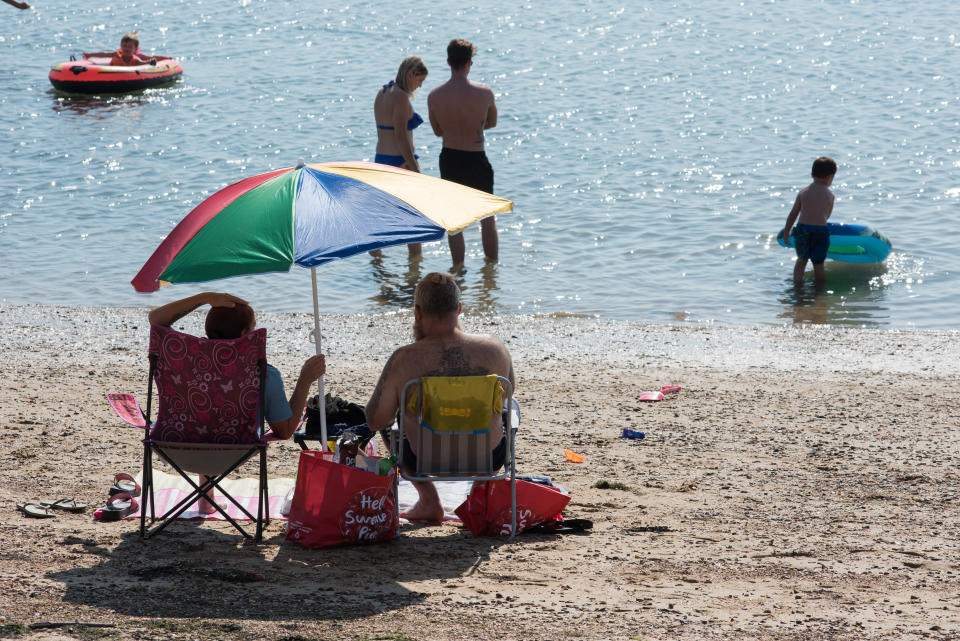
left=782, top=156, right=837, bottom=286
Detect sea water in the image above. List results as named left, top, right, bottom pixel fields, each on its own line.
left=1, top=1, right=958, bottom=328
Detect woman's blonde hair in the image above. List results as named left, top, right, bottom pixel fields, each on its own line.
left=395, top=55, right=428, bottom=93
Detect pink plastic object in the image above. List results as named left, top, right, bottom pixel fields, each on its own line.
left=637, top=391, right=664, bottom=402
left=107, top=393, right=147, bottom=428
left=660, top=385, right=682, bottom=394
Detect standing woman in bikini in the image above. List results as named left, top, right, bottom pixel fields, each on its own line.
left=374, top=55, right=429, bottom=256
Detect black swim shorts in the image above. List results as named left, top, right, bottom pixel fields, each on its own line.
left=439, top=147, right=494, bottom=194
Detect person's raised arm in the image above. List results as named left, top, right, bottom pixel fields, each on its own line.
left=148, top=292, right=247, bottom=327
left=365, top=352, right=401, bottom=431
left=268, top=355, right=326, bottom=440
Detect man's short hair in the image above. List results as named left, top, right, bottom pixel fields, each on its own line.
left=447, top=38, right=476, bottom=70
left=812, top=156, right=837, bottom=178
left=205, top=303, right=255, bottom=340
left=415, top=272, right=461, bottom=316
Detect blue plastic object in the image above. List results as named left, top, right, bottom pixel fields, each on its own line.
left=777, top=222, right=892, bottom=263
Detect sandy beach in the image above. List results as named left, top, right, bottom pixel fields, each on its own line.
left=1, top=304, right=958, bottom=641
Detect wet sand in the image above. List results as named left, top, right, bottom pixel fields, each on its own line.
left=1, top=304, right=958, bottom=640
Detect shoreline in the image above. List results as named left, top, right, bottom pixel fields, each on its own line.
left=2, top=303, right=957, bottom=377
left=1, top=303, right=958, bottom=640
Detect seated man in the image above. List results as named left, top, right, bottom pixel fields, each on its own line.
left=149, top=292, right=326, bottom=512
left=365, top=272, right=515, bottom=522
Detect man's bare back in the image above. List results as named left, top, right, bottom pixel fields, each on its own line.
left=428, top=77, right=497, bottom=152
left=366, top=331, right=513, bottom=444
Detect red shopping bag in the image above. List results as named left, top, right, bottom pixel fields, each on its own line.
left=454, top=479, right=570, bottom=537
left=286, top=451, right=398, bottom=549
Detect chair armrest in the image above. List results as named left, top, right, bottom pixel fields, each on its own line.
left=106, top=393, right=147, bottom=428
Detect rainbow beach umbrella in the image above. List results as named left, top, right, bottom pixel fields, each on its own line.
left=132, top=160, right=513, bottom=443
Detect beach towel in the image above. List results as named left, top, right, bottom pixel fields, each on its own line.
left=125, top=470, right=293, bottom=521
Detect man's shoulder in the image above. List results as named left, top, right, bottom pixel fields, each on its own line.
left=462, top=332, right=510, bottom=355
left=462, top=330, right=503, bottom=343
left=469, top=79, right=493, bottom=92
left=428, top=80, right=454, bottom=98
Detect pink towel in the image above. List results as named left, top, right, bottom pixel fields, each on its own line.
left=127, top=471, right=293, bottom=521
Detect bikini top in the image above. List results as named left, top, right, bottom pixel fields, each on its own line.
left=377, top=80, right=423, bottom=131
left=377, top=112, right=423, bottom=131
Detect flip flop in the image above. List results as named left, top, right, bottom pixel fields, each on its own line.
left=637, top=391, right=664, bottom=402
left=96, top=492, right=138, bottom=522
left=42, top=498, right=88, bottom=513
left=17, top=502, right=55, bottom=519
left=109, top=473, right=140, bottom=497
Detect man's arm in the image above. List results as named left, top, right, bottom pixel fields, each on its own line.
left=269, top=355, right=326, bottom=439
left=427, top=92, right=443, bottom=137
left=484, top=89, right=497, bottom=130
left=365, top=351, right=401, bottom=431
left=148, top=292, right=247, bottom=327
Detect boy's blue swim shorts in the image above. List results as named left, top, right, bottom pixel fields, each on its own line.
left=793, top=224, right=830, bottom=264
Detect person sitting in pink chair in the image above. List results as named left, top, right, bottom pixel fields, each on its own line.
left=149, top=291, right=325, bottom=512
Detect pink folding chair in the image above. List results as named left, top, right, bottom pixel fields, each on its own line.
left=109, top=324, right=275, bottom=541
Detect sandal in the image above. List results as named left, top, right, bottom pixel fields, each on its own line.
left=42, top=498, right=88, bottom=513
left=17, top=502, right=55, bottom=519
left=109, top=473, right=140, bottom=498
left=96, top=492, right=138, bottom=522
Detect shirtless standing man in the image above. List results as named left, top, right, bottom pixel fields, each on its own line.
left=365, top=272, right=515, bottom=522
left=428, top=38, right=499, bottom=264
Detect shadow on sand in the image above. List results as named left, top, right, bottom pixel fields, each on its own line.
left=49, top=522, right=503, bottom=621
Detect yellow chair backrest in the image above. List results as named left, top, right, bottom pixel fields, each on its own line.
left=407, top=375, right=504, bottom=434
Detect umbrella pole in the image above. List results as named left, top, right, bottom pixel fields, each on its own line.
left=311, top=267, right=328, bottom=451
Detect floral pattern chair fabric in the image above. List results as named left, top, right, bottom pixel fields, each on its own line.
left=148, top=324, right=266, bottom=444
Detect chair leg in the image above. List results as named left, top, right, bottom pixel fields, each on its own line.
left=256, top=447, right=267, bottom=542
left=145, top=446, right=256, bottom=541
left=140, top=442, right=150, bottom=537
left=508, top=432, right=517, bottom=541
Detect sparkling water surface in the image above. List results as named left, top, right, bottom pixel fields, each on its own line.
left=2, top=1, right=958, bottom=328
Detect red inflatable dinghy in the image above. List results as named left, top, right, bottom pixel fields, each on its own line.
left=49, top=53, right=182, bottom=94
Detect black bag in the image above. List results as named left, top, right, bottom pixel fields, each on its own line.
left=304, top=393, right=367, bottom=438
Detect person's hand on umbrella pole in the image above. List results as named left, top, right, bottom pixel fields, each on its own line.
left=277, top=354, right=327, bottom=440
left=299, top=354, right=326, bottom=383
